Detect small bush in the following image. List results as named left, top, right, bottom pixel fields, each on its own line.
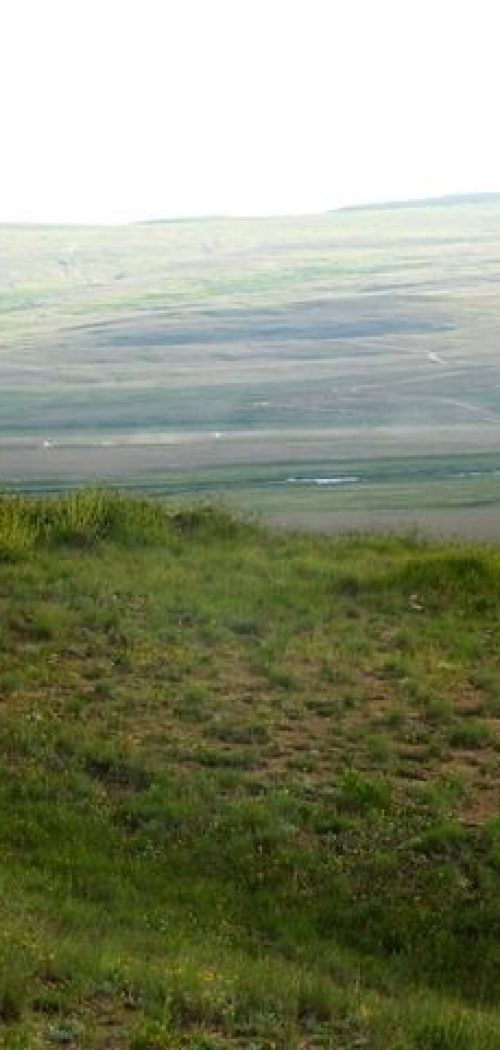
left=424, top=699, right=454, bottom=725
left=0, top=491, right=247, bottom=553
left=130, top=1018, right=172, bottom=1049
left=414, top=820, right=467, bottom=856
left=336, top=771, right=392, bottom=813
left=0, top=498, right=38, bottom=561
left=447, top=720, right=493, bottom=749
left=365, top=734, right=393, bottom=764
left=393, top=552, right=500, bottom=610
left=169, top=503, right=242, bottom=540
left=38, top=489, right=168, bottom=547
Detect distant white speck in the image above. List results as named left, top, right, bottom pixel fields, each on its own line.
left=42, top=439, right=53, bottom=449
left=213, top=431, right=222, bottom=439
left=285, top=476, right=359, bottom=486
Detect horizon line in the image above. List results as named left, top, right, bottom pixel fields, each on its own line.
left=1, top=190, right=500, bottom=228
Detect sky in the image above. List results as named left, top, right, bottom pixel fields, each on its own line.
left=1, top=0, right=499, bottom=223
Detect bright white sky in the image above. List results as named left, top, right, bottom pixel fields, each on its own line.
left=1, top=0, right=499, bottom=223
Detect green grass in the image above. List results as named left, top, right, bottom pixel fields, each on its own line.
left=0, top=491, right=498, bottom=1048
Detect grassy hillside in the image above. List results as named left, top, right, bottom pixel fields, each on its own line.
left=0, top=492, right=498, bottom=1048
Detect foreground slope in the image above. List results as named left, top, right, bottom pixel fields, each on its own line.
left=0, top=493, right=499, bottom=1049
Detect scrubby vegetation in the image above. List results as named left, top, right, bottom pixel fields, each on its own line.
left=0, top=492, right=498, bottom=1048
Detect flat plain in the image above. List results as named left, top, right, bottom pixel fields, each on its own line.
left=1, top=200, right=500, bottom=532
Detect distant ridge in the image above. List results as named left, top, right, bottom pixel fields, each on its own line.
left=4, top=193, right=500, bottom=228
left=338, top=191, right=500, bottom=213
left=138, top=193, right=500, bottom=224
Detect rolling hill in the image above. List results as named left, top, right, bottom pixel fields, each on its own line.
left=0, top=200, right=500, bottom=535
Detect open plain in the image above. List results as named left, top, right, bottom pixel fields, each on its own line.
left=1, top=199, right=500, bottom=533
